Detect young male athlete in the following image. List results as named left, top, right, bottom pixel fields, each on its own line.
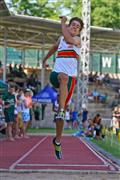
left=43, top=16, right=83, bottom=159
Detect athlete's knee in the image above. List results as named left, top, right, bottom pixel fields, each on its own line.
left=58, top=73, right=68, bottom=84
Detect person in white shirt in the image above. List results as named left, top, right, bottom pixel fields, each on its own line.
left=43, top=16, right=83, bottom=159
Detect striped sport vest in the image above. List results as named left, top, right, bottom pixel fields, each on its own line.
left=53, top=36, right=80, bottom=77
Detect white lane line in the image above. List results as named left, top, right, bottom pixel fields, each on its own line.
left=9, top=136, right=48, bottom=171
left=79, top=138, right=119, bottom=171
left=79, top=138, right=108, bottom=165
left=16, top=163, right=107, bottom=167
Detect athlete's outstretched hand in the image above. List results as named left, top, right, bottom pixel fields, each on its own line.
left=59, top=16, right=67, bottom=24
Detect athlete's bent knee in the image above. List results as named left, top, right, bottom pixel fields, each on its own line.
left=58, top=73, right=68, bottom=84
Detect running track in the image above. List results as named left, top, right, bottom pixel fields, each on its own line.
left=0, top=135, right=119, bottom=172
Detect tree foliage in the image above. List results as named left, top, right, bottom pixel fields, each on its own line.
left=91, top=0, right=120, bottom=28
left=12, top=0, right=120, bottom=29
left=12, top=0, right=61, bottom=19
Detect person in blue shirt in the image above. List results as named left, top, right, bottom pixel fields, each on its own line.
left=81, top=104, right=88, bottom=129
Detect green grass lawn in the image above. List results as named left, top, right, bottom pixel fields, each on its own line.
left=91, top=135, right=120, bottom=158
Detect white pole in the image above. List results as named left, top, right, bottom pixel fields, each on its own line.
left=77, top=0, right=91, bottom=110
left=3, top=28, right=7, bottom=82
left=41, top=36, right=45, bottom=89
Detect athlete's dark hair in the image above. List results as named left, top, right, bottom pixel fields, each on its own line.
left=69, top=17, right=84, bottom=31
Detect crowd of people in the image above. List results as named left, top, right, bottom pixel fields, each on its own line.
left=0, top=85, right=33, bottom=141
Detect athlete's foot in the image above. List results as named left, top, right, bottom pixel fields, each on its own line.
left=53, top=137, right=62, bottom=160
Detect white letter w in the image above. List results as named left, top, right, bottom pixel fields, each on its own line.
left=102, top=57, right=111, bottom=68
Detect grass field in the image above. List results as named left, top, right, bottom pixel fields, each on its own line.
left=91, top=135, right=120, bottom=158
left=28, top=127, right=77, bottom=134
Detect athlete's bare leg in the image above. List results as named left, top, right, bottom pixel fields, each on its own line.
left=55, top=73, right=68, bottom=142
left=58, top=73, right=68, bottom=110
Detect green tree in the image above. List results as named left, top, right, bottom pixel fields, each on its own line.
left=58, top=0, right=120, bottom=28
left=91, top=0, right=120, bottom=28
left=12, top=0, right=61, bottom=19
left=12, top=0, right=120, bottom=29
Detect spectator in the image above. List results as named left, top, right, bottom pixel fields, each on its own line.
left=96, top=73, right=105, bottom=86
left=13, top=64, right=18, bottom=73
left=0, top=61, right=3, bottom=75
left=41, top=104, right=47, bottom=120
left=99, top=93, right=108, bottom=103
left=12, top=86, right=20, bottom=138
left=112, top=106, right=120, bottom=132
left=33, top=103, right=41, bottom=121
left=2, top=85, right=16, bottom=141
left=0, top=61, right=2, bottom=68
left=103, top=73, right=110, bottom=85
left=92, top=88, right=100, bottom=102
left=0, top=102, right=7, bottom=135
left=93, top=71, right=98, bottom=82
left=85, top=119, right=94, bottom=137
left=93, top=114, right=103, bottom=140
left=72, top=107, right=79, bottom=129
left=9, top=63, right=13, bottom=73
left=88, top=72, right=94, bottom=83
left=19, top=64, right=24, bottom=72
left=65, top=106, right=71, bottom=129
left=81, top=104, right=88, bottom=129
left=22, top=89, right=31, bottom=138
left=53, top=94, right=59, bottom=122
left=16, top=88, right=24, bottom=137
left=108, top=94, right=119, bottom=108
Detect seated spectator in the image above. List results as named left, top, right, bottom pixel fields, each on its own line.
left=19, top=64, right=24, bottom=72
left=88, top=72, right=94, bottom=83
left=93, top=71, right=98, bottom=82
left=92, top=89, right=100, bottom=102
left=87, top=92, right=94, bottom=102
left=93, top=114, right=103, bottom=140
left=108, top=95, right=119, bottom=108
left=85, top=119, right=94, bottom=137
left=96, top=73, right=105, bottom=86
left=99, top=93, right=108, bottom=103
left=103, top=73, right=110, bottom=85
left=13, top=64, right=18, bottom=73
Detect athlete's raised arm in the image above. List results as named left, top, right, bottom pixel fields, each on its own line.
left=60, top=16, right=83, bottom=47
left=42, top=38, right=60, bottom=68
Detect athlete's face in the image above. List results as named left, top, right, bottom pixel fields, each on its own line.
left=68, top=20, right=81, bottom=36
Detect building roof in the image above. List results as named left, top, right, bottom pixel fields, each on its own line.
left=0, top=0, right=120, bottom=53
